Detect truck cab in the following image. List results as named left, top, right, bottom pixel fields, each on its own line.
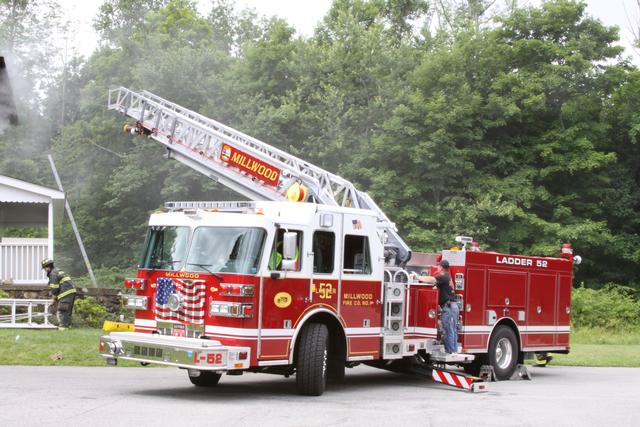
left=101, top=200, right=435, bottom=394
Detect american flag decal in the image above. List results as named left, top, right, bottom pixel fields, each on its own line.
left=352, top=219, right=362, bottom=230
left=156, top=277, right=206, bottom=324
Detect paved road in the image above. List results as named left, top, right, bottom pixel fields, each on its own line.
left=0, top=364, right=638, bottom=426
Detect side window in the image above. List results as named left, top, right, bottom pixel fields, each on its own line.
left=269, top=229, right=303, bottom=271
left=343, top=235, right=371, bottom=275
left=313, top=231, right=335, bottom=274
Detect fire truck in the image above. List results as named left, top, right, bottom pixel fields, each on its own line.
left=99, top=88, right=580, bottom=395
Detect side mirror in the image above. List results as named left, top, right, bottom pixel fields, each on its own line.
left=282, top=232, right=297, bottom=261
left=573, top=255, right=582, bottom=265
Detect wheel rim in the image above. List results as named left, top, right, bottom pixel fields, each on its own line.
left=495, top=337, right=513, bottom=369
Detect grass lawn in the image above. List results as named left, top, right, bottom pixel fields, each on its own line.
left=0, top=328, right=141, bottom=367
left=550, top=344, right=640, bottom=367
left=0, top=327, right=639, bottom=368
left=545, top=327, right=640, bottom=368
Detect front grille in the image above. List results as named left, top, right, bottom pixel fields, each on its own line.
left=155, top=278, right=206, bottom=325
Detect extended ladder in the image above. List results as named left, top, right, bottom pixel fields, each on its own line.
left=107, top=87, right=411, bottom=265
left=0, top=298, right=56, bottom=328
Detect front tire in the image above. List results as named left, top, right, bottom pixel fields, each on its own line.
left=488, top=325, right=519, bottom=380
left=296, top=323, right=329, bottom=396
left=188, top=370, right=222, bottom=387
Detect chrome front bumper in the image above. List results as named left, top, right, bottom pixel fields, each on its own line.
left=99, top=332, right=251, bottom=371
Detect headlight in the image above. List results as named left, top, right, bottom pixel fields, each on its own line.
left=123, top=295, right=148, bottom=310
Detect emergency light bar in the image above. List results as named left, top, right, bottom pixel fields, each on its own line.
left=165, top=201, right=258, bottom=211
left=219, top=284, right=255, bottom=297
left=123, top=278, right=146, bottom=290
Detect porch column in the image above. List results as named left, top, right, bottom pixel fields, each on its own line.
left=47, top=202, right=54, bottom=259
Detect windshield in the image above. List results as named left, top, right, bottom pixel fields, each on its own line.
left=186, top=227, right=265, bottom=275
left=140, top=226, right=190, bottom=271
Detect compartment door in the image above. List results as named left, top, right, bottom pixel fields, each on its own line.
left=527, top=273, right=557, bottom=347
left=556, top=275, right=572, bottom=346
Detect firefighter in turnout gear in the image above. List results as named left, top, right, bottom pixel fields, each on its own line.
left=41, top=258, right=77, bottom=329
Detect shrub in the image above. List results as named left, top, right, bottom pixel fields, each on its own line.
left=0, top=290, right=9, bottom=315
left=571, top=284, right=640, bottom=329
left=73, top=266, right=137, bottom=289
left=73, top=297, right=109, bottom=328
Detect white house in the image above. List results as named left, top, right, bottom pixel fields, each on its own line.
left=0, top=175, right=65, bottom=286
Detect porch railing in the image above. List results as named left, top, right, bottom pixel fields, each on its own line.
left=0, top=238, right=49, bottom=286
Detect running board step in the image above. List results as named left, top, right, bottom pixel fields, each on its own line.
left=429, top=352, right=475, bottom=364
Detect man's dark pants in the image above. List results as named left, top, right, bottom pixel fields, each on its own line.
left=57, top=295, right=75, bottom=328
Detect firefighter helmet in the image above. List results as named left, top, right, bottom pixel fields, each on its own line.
left=41, top=258, right=54, bottom=269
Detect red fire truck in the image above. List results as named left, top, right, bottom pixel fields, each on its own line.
left=99, top=88, right=580, bottom=395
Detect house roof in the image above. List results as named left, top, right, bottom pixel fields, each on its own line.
left=0, top=175, right=65, bottom=227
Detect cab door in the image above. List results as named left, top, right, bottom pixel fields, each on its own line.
left=340, top=212, right=383, bottom=358
left=309, top=212, right=340, bottom=310
left=259, top=226, right=309, bottom=362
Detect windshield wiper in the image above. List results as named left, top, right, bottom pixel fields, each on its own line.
left=187, top=263, right=224, bottom=280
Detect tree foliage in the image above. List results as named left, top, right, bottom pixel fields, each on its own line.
left=0, top=0, right=638, bottom=288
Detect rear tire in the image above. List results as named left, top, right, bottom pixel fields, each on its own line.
left=488, top=325, right=519, bottom=380
left=188, top=370, right=222, bottom=387
left=296, top=323, right=329, bottom=396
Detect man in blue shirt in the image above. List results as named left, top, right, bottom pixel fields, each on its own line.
left=411, top=260, right=459, bottom=354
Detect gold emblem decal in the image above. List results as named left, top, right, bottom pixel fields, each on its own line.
left=274, top=292, right=292, bottom=308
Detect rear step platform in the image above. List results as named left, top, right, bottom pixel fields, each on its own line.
left=429, top=352, right=475, bottom=364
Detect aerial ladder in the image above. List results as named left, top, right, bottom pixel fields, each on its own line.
left=107, top=87, right=411, bottom=266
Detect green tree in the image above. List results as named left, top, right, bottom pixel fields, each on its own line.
left=356, top=0, right=635, bottom=286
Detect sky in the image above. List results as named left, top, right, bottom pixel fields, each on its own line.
left=60, top=0, right=640, bottom=63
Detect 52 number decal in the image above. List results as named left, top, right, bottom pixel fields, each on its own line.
left=312, top=282, right=337, bottom=300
